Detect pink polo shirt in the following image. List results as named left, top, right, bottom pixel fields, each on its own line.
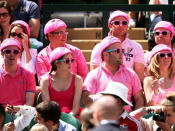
left=36, top=43, right=88, bottom=83
left=0, top=65, right=36, bottom=107
left=83, top=64, right=142, bottom=112
left=90, top=37, right=145, bottom=69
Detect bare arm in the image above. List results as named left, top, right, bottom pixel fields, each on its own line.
left=26, top=92, right=35, bottom=106
left=28, top=18, right=40, bottom=38
left=40, top=76, right=50, bottom=101
left=134, top=62, right=145, bottom=82
left=81, top=90, right=94, bottom=107
left=134, top=90, right=145, bottom=110
left=71, top=75, right=83, bottom=115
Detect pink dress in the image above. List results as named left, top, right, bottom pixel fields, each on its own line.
left=151, top=78, right=175, bottom=105
left=48, top=74, right=75, bottom=112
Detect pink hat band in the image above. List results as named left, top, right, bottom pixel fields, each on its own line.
left=0, top=38, right=22, bottom=51
left=50, top=47, right=72, bottom=63
left=44, top=19, right=67, bottom=35
left=108, top=10, right=129, bottom=28
left=10, top=20, right=30, bottom=36
left=153, top=21, right=175, bottom=36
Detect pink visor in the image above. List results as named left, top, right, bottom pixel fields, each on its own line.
left=108, top=10, right=129, bottom=28
left=148, top=44, right=172, bottom=63
left=10, top=20, right=30, bottom=36
left=98, top=36, right=121, bottom=55
left=153, top=21, right=175, bottom=36
left=0, top=38, right=22, bottom=51
left=50, top=47, right=72, bottom=63
left=44, top=19, right=67, bottom=35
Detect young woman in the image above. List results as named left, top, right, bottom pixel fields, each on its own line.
left=144, top=44, right=175, bottom=106
left=40, top=47, right=83, bottom=117
left=7, top=20, right=37, bottom=74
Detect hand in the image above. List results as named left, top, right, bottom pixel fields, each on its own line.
left=5, top=104, right=14, bottom=114
left=156, top=121, right=171, bottom=131
left=151, top=79, right=159, bottom=94
left=5, top=122, right=15, bottom=131
left=22, top=32, right=29, bottom=50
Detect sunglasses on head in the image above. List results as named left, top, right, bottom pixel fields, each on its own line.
left=111, top=20, right=128, bottom=26
left=0, top=12, right=9, bottom=18
left=50, top=31, right=68, bottom=35
left=158, top=52, right=172, bottom=58
left=58, top=58, right=74, bottom=64
left=106, top=48, right=125, bottom=54
left=154, top=31, right=172, bottom=36
left=10, top=32, right=23, bottom=39
left=3, top=49, right=20, bottom=55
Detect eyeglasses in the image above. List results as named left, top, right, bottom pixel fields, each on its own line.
left=154, top=31, right=172, bottom=36
left=106, top=48, right=125, bottom=54
left=10, top=32, right=23, bottom=39
left=58, top=58, right=74, bottom=64
left=50, top=31, right=68, bottom=35
left=0, top=12, right=9, bottom=18
left=158, top=53, right=172, bottom=58
left=111, top=20, right=128, bottom=26
left=3, top=49, right=20, bottom=55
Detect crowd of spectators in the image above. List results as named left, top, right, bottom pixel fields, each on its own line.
left=0, top=0, right=175, bottom=130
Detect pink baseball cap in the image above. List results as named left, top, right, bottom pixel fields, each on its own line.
left=148, top=44, right=172, bottom=63
left=50, top=47, right=72, bottom=63
left=10, top=20, right=30, bottom=36
left=0, top=38, right=22, bottom=52
left=153, top=21, right=175, bottom=36
left=44, top=19, right=67, bottom=35
left=108, top=10, right=129, bottom=28
left=98, top=36, right=121, bottom=55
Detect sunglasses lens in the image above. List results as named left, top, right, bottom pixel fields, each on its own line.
left=159, top=53, right=165, bottom=57
left=168, top=53, right=172, bottom=57
left=4, top=50, right=11, bottom=54
left=116, top=49, right=120, bottom=53
left=65, top=59, right=69, bottom=64
left=71, top=59, right=74, bottom=63
left=122, top=21, right=128, bottom=25
left=14, top=50, right=19, bottom=54
left=162, top=31, right=168, bottom=35
left=114, top=21, right=120, bottom=25
left=155, top=32, right=160, bottom=36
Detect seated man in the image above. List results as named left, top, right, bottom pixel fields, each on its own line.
left=82, top=36, right=144, bottom=112
left=34, top=101, right=76, bottom=131
left=0, top=38, right=36, bottom=107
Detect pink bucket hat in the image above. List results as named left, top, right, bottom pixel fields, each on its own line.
left=50, top=47, right=72, bottom=63
left=148, top=44, right=172, bottom=63
left=108, top=10, right=129, bottom=28
left=98, top=81, right=133, bottom=106
left=98, top=36, right=121, bottom=55
left=153, top=21, right=175, bottom=36
left=0, top=38, right=22, bottom=52
left=44, top=19, right=67, bottom=35
left=10, top=20, right=30, bottom=36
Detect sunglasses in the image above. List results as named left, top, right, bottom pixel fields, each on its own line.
left=3, top=49, right=20, bottom=55
left=10, top=32, right=23, bottom=39
left=158, top=53, right=172, bottom=58
left=154, top=31, right=172, bottom=36
left=0, top=12, right=9, bottom=18
left=58, top=58, right=74, bottom=64
left=50, top=31, right=68, bottom=35
left=111, top=20, right=128, bottom=26
left=106, top=48, right=125, bottom=54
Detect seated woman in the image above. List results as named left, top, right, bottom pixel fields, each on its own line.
left=7, top=20, right=37, bottom=74
left=40, top=47, right=83, bottom=117
left=144, top=44, right=175, bottom=106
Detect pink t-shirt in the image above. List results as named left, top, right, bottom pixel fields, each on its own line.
left=0, top=65, right=36, bottom=107
left=83, top=64, right=142, bottom=112
left=36, top=43, right=88, bottom=83
left=90, top=37, right=145, bottom=69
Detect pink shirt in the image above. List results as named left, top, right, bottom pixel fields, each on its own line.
left=36, top=43, right=88, bottom=82
left=0, top=65, right=36, bottom=107
left=90, top=37, right=145, bottom=69
left=83, top=64, right=142, bottom=112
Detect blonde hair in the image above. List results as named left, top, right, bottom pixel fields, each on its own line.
left=30, top=124, right=49, bottom=131
left=147, top=53, right=174, bottom=79
left=161, top=92, right=175, bottom=112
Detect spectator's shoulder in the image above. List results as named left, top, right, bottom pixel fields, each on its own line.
left=126, top=38, right=144, bottom=49
left=65, top=43, right=81, bottom=52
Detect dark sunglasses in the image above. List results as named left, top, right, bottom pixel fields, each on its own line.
left=58, top=58, right=74, bottom=64
left=111, top=20, right=128, bottom=26
left=154, top=31, right=171, bottom=36
left=3, top=49, right=20, bottom=55
left=106, top=48, right=125, bottom=54
left=10, top=32, right=23, bottom=39
left=0, top=12, right=9, bottom=18
left=159, top=53, right=172, bottom=58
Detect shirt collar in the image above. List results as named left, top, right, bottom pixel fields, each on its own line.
left=0, top=64, right=21, bottom=77
left=100, top=120, right=118, bottom=125
left=120, top=111, right=128, bottom=119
